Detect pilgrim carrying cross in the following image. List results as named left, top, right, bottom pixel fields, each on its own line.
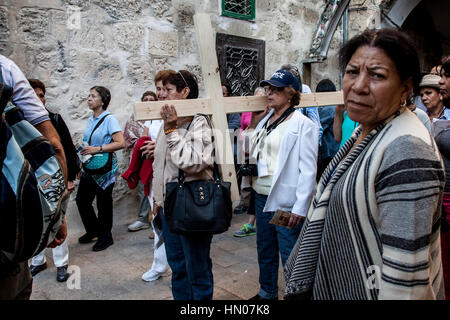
left=134, top=13, right=344, bottom=203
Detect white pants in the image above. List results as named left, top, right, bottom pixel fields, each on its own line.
left=30, top=239, right=69, bottom=268
left=150, top=222, right=169, bottom=273
left=148, top=190, right=169, bottom=273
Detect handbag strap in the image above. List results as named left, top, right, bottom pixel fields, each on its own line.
left=177, top=113, right=221, bottom=184
left=88, top=114, right=110, bottom=145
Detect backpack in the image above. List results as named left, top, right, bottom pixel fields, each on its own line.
left=0, top=82, right=69, bottom=277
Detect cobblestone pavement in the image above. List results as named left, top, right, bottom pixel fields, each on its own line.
left=30, top=195, right=286, bottom=300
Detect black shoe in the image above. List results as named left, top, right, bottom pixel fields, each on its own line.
left=56, top=265, right=69, bottom=282
left=30, top=262, right=47, bottom=277
left=234, top=205, right=248, bottom=215
left=92, top=237, right=114, bottom=252
left=78, top=233, right=98, bottom=244
left=249, top=294, right=278, bottom=300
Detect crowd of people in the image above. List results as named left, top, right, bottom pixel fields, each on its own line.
left=1, top=27, right=450, bottom=301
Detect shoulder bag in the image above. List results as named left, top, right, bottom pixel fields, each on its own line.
left=82, top=114, right=112, bottom=175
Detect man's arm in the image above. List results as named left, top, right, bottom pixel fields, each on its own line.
left=35, top=120, right=69, bottom=248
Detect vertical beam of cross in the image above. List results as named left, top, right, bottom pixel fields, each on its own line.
left=194, top=13, right=240, bottom=203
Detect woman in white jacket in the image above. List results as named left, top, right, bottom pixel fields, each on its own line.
left=244, top=70, right=319, bottom=300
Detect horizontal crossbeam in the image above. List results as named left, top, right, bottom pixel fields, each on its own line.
left=134, top=91, right=344, bottom=121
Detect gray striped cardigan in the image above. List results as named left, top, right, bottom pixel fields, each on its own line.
left=284, top=108, right=445, bottom=300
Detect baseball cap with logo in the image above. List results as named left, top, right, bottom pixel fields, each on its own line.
left=260, top=69, right=300, bottom=91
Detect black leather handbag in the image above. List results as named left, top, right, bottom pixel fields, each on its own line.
left=164, top=163, right=233, bottom=235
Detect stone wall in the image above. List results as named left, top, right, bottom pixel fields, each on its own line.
left=0, top=0, right=343, bottom=202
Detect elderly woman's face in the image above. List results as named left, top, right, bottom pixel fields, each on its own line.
left=420, top=87, right=442, bottom=111
left=343, top=46, right=410, bottom=129
left=266, top=85, right=291, bottom=109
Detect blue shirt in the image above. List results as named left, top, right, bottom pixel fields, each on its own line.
left=83, top=110, right=122, bottom=146
left=339, top=111, right=358, bottom=149
left=301, top=85, right=323, bottom=144
left=227, top=113, right=241, bottom=130
left=318, top=105, right=340, bottom=160
left=440, top=107, right=450, bottom=120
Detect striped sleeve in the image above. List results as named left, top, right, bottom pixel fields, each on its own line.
left=375, top=135, right=445, bottom=299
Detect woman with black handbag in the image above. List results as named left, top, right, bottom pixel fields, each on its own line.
left=144, top=70, right=220, bottom=300
left=76, top=86, right=125, bottom=252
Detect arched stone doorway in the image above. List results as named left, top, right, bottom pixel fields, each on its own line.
left=382, top=0, right=450, bottom=73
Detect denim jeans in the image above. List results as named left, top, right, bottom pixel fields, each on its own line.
left=254, top=192, right=303, bottom=299
left=161, top=209, right=214, bottom=300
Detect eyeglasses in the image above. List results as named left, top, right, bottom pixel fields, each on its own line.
left=266, top=86, right=284, bottom=93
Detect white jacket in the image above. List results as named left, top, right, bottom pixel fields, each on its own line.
left=248, top=109, right=319, bottom=216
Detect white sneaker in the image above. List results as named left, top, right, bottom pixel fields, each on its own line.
left=128, top=221, right=150, bottom=232
left=141, top=269, right=172, bottom=282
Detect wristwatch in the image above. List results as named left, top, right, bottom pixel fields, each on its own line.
left=99, top=145, right=103, bottom=152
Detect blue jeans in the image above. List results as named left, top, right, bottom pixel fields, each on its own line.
left=254, top=192, right=303, bottom=299
left=161, top=209, right=214, bottom=300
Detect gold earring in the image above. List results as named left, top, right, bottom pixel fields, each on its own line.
left=400, top=99, right=407, bottom=107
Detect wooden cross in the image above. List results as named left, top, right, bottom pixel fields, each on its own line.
left=134, top=13, right=344, bottom=203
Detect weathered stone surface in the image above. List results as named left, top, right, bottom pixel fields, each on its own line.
left=184, top=64, right=203, bottom=89
left=0, top=7, right=9, bottom=40
left=50, top=9, right=68, bottom=42
left=16, top=8, right=50, bottom=43
left=70, top=22, right=106, bottom=52
left=277, top=21, right=292, bottom=42
left=178, top=28, right=197, bottom=56
left=113, top=23, right=144, bottom=53
left=68, top=90, right=91, bottom=120
left=127, top=56, right=154, bottom=86
left=153, top=57, right=171, bottom=72
left=148, top=29, right=178, bottom=57
left=303, top=7, right=320, bottom=25
left=146, top=0, right=171, bottom=19
left=93, top=0, right=142, bottom=20
left=174, top=3, right=195, bottom=27
left=74, top=50, right=122, bottom=83
left=63, top=0, right=91, bottom=10
left=4, top=0, right=341, bottom=205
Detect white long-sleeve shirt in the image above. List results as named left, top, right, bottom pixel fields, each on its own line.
left=0, top=54, right=49, bottom=125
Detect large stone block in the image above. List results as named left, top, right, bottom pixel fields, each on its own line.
left=173, top=3, right=195, bottom=27
left=145, top=0, right=171, bottom=19
left=127, top=56, right=154, bottom=86
left=0, top=7, right=9, bottom=40
left=153, top=57, right=171, bottom=72
left=93, top=0, right=142, bottom=20
left=113, top=23, right=144, bottom=53
left=75, top=50, right=123, bottom=83
left=69, top=21, right=106, bottom=52
left=50, top=9, right=68, bottom=42
left=16, top=7, right=50, bottom=43
left=148, top=29, right=178, bottom=57
left=63, top=0, right=91, bottom=10
left=277, top=21, right=292, bottom=42
left=303, top=7, right=320, bottom=25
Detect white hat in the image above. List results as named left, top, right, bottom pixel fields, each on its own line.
left=419, top=74, right=441, bottom=90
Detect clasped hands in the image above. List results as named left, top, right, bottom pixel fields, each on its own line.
left=141, top=104, right=178, bottom=159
